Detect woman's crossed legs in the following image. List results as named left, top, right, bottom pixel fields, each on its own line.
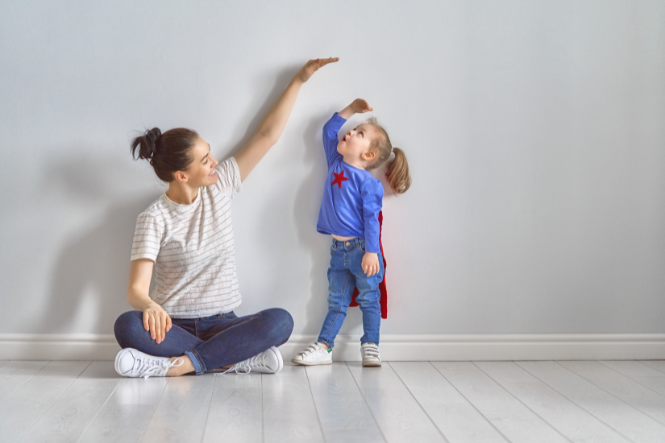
left=114, top=308, right=294, bottom=376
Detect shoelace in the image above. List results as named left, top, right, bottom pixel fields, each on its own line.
left=222, top=352, right=265, bottom=375
left=132, top=355, right=183, bottom=379
left=362, top=344, right=380, bottom=359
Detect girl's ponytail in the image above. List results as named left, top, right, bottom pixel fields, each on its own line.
left=385, top=147, right=411, bottom=194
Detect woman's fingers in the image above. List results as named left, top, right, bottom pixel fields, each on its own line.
left=143, top=311, right=150, bottom=331
left=166, top=315, right=172, bottom=332
left=155, top=316, right=162, bottom=343
left=148, top=315, right=156, bottom=339
left=318, top=57, right=339, bottom=67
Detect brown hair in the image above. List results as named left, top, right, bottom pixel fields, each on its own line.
left=131, top=127, right=199, bottom=182
left=365, top=118, right=411, bottom=194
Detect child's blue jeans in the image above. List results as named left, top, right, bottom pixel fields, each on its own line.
left=317, top=238, right=385, bottom=348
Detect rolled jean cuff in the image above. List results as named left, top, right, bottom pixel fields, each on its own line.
left=185, top=349, right=205, bottom=375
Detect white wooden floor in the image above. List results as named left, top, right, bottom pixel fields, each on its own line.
left=1, top=360, right=665, bottom=443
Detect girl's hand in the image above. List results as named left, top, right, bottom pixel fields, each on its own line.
left=295, top=57, right=339, bottom=83
left=350, top=98, right=374, bottom=114
left=143, top=302, right=172, bottom=344
left=339, top=98, right=373, bottom=119
left=362, top=252, right=380, bottom=277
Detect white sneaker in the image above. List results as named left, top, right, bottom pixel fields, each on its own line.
left=114, top=348, right=184, bottom=379
left=361, top=342, right=381, bottom=367
left=223, top=346, right=284, bottom=374
left=291, top=342, right=333, bottom=366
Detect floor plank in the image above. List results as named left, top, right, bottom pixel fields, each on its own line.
left=77, top=376, right=168, bottom=443
left=262, top=365, right=325, bottom=443
left=390, top=362, right=507, bottom=443
left=202, top=373, right=262, bottom=443
left=431, top=362, right=569, bottom=443
left=475, top=361, right=630, bottom=443
left=346, top=362, right=446, bottom=442
left=141, top=374, right=215, bottom=443
left=0, top=360, right=91, bottom=443
left=518, top=361, right=665, bottom=443
left=557, top=361, right=665, bottom=426
left=640, top=361, right=665, bottom=375
left=306, top=362, right=386, bottom=443
left=599, top=361, right=665, bottom=397
left=0, top=361, right=49, bottom=403
left=17, top=361, right=121, bottom=443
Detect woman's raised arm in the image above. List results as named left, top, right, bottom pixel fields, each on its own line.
left=234, top=57, right=338, bottom=182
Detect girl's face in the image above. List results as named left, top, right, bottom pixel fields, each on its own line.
left=337, top=123, right=378, bottom=164
left=181, top=136, right=219, bottom=187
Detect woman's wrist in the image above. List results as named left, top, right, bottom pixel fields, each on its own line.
left=146, top=301, right=163, bottom=310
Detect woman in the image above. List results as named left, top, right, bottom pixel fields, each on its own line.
left=113, top=57, right=338, bottom=378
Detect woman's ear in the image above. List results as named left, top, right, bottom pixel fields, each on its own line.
left=174, top=171, right=188, bottom=183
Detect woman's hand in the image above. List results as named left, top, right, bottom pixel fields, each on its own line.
left=339, top=98, right=373, bottom=119
left=362, top=252, right=380, bottom=277
left=295, top=57, right=339, bottom=83
left=143, top=302, right=172, bottom=344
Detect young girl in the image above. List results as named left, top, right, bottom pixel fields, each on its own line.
left=292, top=98, right=411, bottom=367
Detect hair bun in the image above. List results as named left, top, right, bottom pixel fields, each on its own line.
left=146, top=127, right=162, bottom=146
left=131, top=127, right=162, bottom=162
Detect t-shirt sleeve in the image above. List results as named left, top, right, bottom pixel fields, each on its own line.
left=213, top=156, right=242, bottom=199
left=322, top=112, right=346, bottom=168
left=360, top=178, right=384, bottom=254
left=130, top=212, right=163, bottom=262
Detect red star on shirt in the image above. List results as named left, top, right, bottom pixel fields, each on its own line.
left=331, top=170, right=349, bottom=189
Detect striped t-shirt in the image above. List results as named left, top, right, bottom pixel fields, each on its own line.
left=130, top=157, right=242, bottom=318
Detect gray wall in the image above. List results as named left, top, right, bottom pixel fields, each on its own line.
left=0, top=0, right=663, bottom=335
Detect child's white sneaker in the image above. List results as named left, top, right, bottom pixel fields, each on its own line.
left=115, top=348, right=183, bottom=379
left=291, top=342, right=333, bottom=366
left=223, top=346, right=284, bottom=374
left=361, top=342, right=381, bottom=367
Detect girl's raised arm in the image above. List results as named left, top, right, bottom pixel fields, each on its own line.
left=234, top=57, right=339, bottom=182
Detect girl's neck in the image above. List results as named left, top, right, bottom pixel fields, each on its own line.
left=342, top=156, right=369, bottom=170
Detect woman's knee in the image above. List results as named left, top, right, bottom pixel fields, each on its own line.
left=263, top=308, right=294, bottom=342
left=114, top=311, right=144, bottom=346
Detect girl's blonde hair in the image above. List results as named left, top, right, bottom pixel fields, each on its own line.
left=365, top=117, right=411, bottom=194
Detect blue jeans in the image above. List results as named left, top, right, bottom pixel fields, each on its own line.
left=317, top=238, right=384, bottom=348
left=114, top=308, right=293, bottom=375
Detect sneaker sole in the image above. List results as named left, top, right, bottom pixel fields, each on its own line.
left=290, top=358, right=333, bottom=366
left=362, top=360, right=382, bottom=367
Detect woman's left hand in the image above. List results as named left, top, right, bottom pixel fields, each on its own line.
left=295, top=57, right=339, bottom=83
left=362, top=252, right=380, bottom=277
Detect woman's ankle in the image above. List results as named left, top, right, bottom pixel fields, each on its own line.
left=166, top=355, right=194, bottom=376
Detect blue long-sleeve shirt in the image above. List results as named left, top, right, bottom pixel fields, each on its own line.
left=316, top=113, right=383, bottom=253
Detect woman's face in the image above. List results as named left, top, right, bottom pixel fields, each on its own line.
left=184, top=136, right=219, bottom=187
